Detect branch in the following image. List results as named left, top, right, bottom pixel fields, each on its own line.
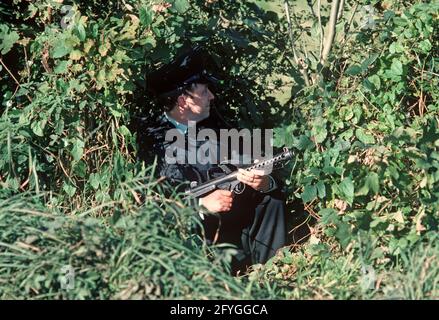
left=341, top=2, right=359, bottom=44
left=284, top=0, right=311, bottom=86
left=0, top=57, right=33, bottom=103
left=320, top=0, right=340, bottom=65
left=0, top=58, right=20, bottom=86
left=306, top=0, right=317, bottom=18
left=317, top=0, right=323, bottom=62
left=337, top=0, right=345, bottom=21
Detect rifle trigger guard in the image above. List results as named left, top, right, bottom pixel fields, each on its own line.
left=233, top=182, right=245, bottom=194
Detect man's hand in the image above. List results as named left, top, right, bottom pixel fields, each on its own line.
left=200, top=190, right=234, bottom=213
left=237, top=169, right=270, bottom=192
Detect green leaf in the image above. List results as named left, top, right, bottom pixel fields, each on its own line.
left=393, top=17, right=407, bottom=26
left=367, top=172, right=379, bottom=194
left=370, top=217, right=386, bottom=229
left=139, top=36, right=157, bottom=49
left=31, top=120, right=45, bottom=137
left=63, top=182, right=76, bottom=197
left=320, top=208, right=338, bottom=225
left=76, top=24, right=86, bottom=41
left=390, top=59, right=403, bottom=76
left=0, top=24, right=19, bottom=55
left=173, top=0, right=190, bottom=13
left=111, top=210, right=122, bottom=225
left=418, top=39, right=432, bottom=53
left=74, top=160, right=87, bottom=178
left=316, top=181, right=326, bottom=199
left=118, top=125, right=131, bottom=137
left=362, top=78, right=374, bottom=91
left=251, top=0, right=284, bottom=18
left=69, top=50, right=82, bottom=60
left=398, top=238, right=408, bottom=250
left=345, top=65, right=362, bottom=76
left=389, top=42, right=404, bottom=54
left=368, top=75, right=381, bottom=90
left=96, top=69, right=106, bottom=83
left=109, top=107, right=122, bottom=118
left=357, top=172, right=380, bottom=196
left=384, top=10, right=395, bottom=21
left=361, top=53, right=379, bottom=71
left=335, top=222, right=351, bottom=248
left=54, top=60, right=70, bottom=74
left=139, top=7, right=153, bottom=26
left=52, top=39, right=73, bottom=58
left=311, top=122, right=327, bottom=144
left=71, top=139, right=84, bottom=161
left=338, top=177, right=354, bottom=205
left=89, top=173, right=100, bottom=190
left=356, top=128, right=376, bottom=144
left=301, top=185, right=317, bottom=203
left=294, top=135, right=313, bottom=150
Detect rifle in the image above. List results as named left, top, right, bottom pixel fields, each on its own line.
left=185, top=148, right=294, bottom=198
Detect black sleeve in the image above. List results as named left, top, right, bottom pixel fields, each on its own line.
left=136, top=119, right=202, bottom=206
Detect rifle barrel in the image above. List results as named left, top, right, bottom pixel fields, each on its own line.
left=186, top=148, right=293, bottom=197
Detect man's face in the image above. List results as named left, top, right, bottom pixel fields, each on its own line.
left=183, top=83, right=215, bottom=122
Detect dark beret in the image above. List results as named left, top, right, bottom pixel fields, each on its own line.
left=147, top=45, right=221, bottom=97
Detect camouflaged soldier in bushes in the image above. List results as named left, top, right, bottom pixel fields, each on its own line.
left=136, top=46, right=287, bottom=274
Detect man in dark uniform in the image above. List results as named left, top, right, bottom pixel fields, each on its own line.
left=136, top=46, right=287, bottom=274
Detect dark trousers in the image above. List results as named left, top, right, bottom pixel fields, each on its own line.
left=201, top=187, right=287, bottom=274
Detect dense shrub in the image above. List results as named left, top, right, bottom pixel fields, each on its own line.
left=0, top=0, right=437, bottom=299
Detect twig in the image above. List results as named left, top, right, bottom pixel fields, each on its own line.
left=304, top=198, right=321, bottom=220
left=358, top=89, right=380, bottom=113
left=9, top=208, right=57, bottom=219
left=341, top=3, right=359, bottom=45
left=0, top=58, right=33, bottom=102
left=337, top=0, right=345, bottom=21
left=413, top=68, right=439, bottom=77
left=29, top=141, right=75, bottom=186
left=284, top=0, right=311, bottom=86
left=41, top=43, right=52, bottom=73
left=317, top=0, right=324, bottom=61
left=15, top=241, right=41, bottom=253
left=376, top=199, right=392, bottom=216
left=291, top=229, right=312, bottom=247
left=23, top=45, right=31, bottom=80
left=0, top=58, right=20, bottom=85
left=83, top=144, right=109, bottom=156
left=306, top=0, right=317, bottom=18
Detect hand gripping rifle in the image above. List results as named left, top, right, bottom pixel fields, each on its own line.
left=185, top=148, right=293, bottom=198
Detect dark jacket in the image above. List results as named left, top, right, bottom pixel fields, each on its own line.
left=136, top=114, right=284, bottom=197
left=136, top=114, right=222, bottom=192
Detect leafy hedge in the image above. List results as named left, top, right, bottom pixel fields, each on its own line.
left=0, top=0, right=438, bottom=299
left=273, top=1, right=438, bottom=261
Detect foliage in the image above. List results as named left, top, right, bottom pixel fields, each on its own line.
left=0, top=189, right=279, bottom=299
left=249, top=235, right=438, bottom=299
left=273, top=1, right=439, bottom=262
left=0, top=0, right=438, bottom=299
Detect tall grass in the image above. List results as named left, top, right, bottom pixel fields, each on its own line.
left=2, top=185, right=436, bottom=299
left=0, top=173, right=280, bottom=299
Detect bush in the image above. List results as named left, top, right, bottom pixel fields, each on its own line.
left=0, top=0, right=437, bottom=299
